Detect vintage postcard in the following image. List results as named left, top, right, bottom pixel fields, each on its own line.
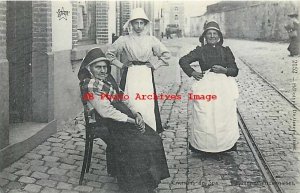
left=0, top=1, right=299, bottom=193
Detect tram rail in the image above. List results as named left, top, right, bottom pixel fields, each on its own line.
left=238, top=109, right=284, bottom=193
left=238, top=57, right=300, bottom=111
left=236, top=57, right=296, bottom=193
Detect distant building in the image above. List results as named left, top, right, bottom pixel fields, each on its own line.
left=190, top=1, right=298, bottom=41
left=206, top=1, right=259, bottom=14
left=160, top=1, right=185, bottom=36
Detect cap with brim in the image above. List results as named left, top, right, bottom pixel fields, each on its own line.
left=199, top=21, right=223, bottom=45
left=85, top=57, right=109, bottom=67
left=78, top=47, right=111, bottom=81
left=123, top=8, right=150, bottom=29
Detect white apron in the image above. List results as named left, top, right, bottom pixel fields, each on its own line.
left=190, top=72, right=239, bottom=152
left=124, top=65, right=157, bottom=131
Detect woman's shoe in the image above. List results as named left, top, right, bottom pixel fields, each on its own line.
left=222, top=143, right=237, bottom=153
left=189, top=143, right=201, bottom=153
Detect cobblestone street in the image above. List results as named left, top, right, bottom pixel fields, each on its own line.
left=1, top=38, right=300, bottom=193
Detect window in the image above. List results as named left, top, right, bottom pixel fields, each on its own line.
left=175, top=15, right=178, bottom=20
left=77, top=1, right=96, bottom=45
left=175, top=6, right=178, bottom=11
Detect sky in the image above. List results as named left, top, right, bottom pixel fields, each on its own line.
left=153, top=0, right=220, bottom=18
left=184, top=0, right=220, bottom=17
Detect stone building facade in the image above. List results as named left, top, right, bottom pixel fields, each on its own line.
left=190, top=1, right=299, bottom=41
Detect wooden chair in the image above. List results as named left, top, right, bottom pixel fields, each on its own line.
left=79, top=112, right=110, bottom=185
left=79, top=113, right=95, bottom=185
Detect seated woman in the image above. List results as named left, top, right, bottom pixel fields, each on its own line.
left=77, top=48, right=170, bottom=193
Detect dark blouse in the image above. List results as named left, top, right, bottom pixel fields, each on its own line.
left=179, top=44, right=239, bottom=77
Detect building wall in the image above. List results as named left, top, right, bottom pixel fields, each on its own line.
left=225, top=2, right=298, bottom=40
left=108, top=1, right=117, bottom=43
left=52, top=1, right=72, bottom=51
left=161, top=1, right=185, bottom=35
left=96, top=1, right=109, bottom=44
left=0, top=1, right=9, bottom=149
left=190, top=1, right=298, bottom=41
left=31, top=1, right=54, bottom=122
left=190, top=12, right=225, bottom=38
left=51, top=1, right=82, bottom=123
left=72, top=1, right=78, bottom=47
left=7, top=2, right=33, bottom=123
left=169, top=2, right=184, bottom=28
left=1, top=1, right=57, bottom=170
left=117, top=1, right=128, bottom=36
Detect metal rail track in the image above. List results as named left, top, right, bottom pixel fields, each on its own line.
left=238, top=109, right=284, bottom=193
left=237, top=56, right=300, bottom=193
left=238, top=57, right=300, bottom=111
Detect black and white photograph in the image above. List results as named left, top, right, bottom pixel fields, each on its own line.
left=0, top=0, right=299, bottom=193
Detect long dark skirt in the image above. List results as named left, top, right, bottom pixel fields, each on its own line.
left=288, top=36, right=300, bottom=56
left=105, top=101, right=170, bottom=193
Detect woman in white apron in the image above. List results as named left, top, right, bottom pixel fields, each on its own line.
left=106, top=8, right=171, bottom=133
left=179, top=21, right=240, bottom=153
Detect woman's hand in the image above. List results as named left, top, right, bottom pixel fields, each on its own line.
left=211, top=65, right=227, bottom=74
left=135, top=113, right=145, bottom=133
left=126, top=116, right=145, bottom=133
left=191, top=71, right=203, bottom=81
left=127, top=117, right=136, bottom=124
left=110, top=58, right=125, bottom=69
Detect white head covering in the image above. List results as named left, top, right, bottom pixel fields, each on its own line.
left=123, top=8, right=151, bottom=35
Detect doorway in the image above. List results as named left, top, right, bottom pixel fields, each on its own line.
left=7, top=1, right=33, bottom=123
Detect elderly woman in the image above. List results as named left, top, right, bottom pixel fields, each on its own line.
left=78, top=48, right=169, bottom=193
left=179, top=21, right=240, bottom=153
left=106, top=8, right=171, bottom=133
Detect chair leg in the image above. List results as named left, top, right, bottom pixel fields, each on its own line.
left=79, top=135, right=90, bottom=185
left=86, top=137, right=94, bottom=173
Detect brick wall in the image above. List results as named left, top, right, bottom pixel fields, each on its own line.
left=32, top=1, right=52, bottom=53
left=115, top=1, right=131, bottom=36
left=95, top=1, right=109, bottom=44
left=0, top=1, right=9, bottom=149
left=7, top=1, right=33, bottom=123
left=71, top=1, right=132, bottom=45
left=32, top=1, right=54, bottom=122
left=0, top=2, right=6, bottom=58
left=116, top=2, right=120, bottom=36
left=72, top=1, right=78, bottom=47
left=121, top=1, right=131, bottom=35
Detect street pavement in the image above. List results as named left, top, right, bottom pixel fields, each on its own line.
left=0, top=37, right=299, bottom=193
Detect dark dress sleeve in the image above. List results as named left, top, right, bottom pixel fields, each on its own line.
left=179, top=46, right=202, bottom=77
left=224, top=47, right=239, bottom=77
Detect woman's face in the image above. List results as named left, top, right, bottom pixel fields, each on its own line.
left=205, top=29, right=220, bottom=45
left=90, top=61, right=108, bottom=80
left=131, top=19, right=146, bottom=34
